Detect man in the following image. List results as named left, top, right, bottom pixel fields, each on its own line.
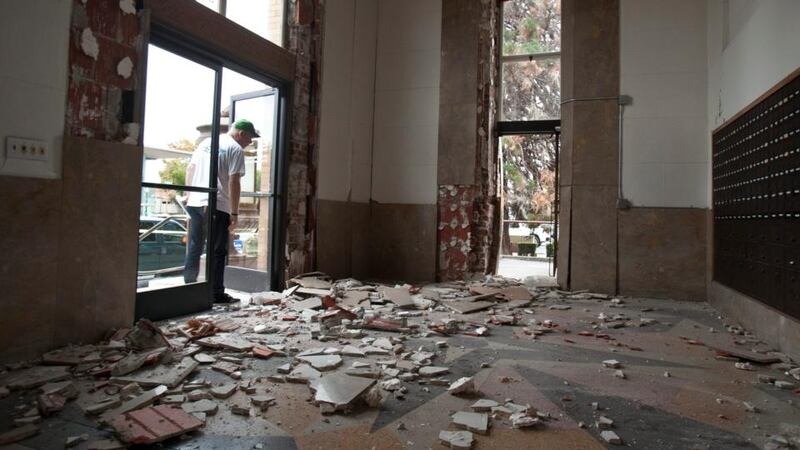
left=184, top=119, right=259, bottom=303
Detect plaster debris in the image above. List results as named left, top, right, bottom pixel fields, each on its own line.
left=117, top=56, right=133, bottom=79
left=448, top=377, right=476, bottom=395
left=310, top=372, right=376, bottom=413
left=603, top=360, right=621, bottom=369
left=470, top=399, right=499, bottom=412
left=419, top=366, right=450, bottom=377
left=297, top=354, right=343, bottom=371
left=601, top=430, right=623, bottom=445
left=439, top=430, right=474, bottom=449
left=119, top=0, right=136, bottom=15
left=80, top=28, right=100, bottom=60
left=452, top=411, right=489, bottom=434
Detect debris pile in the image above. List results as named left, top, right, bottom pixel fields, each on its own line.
left=0, top=272, right=796, bottom=449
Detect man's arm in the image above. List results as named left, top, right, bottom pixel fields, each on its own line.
left=228, top=173, right=241, bottom=231
left=183, top=163, right=195, bottom=205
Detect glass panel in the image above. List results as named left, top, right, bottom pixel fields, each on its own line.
left=226, top=0, right=285, bottom=46
left=138, top=188, right=210, bottom=292
left=195, top=0, right=285, bottom=47
left=143, top=44, right=217, bottom=188
left=501, top=57, right=561, bottom=121
left=195, top=0, right=221, bottom=12
left=222, top=69, right=276, bottom=288
left=502, top=0, right=561, bottom=55
left=500, top=134, right=556, bottom=261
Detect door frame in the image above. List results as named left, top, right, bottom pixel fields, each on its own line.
left=134, top=7, right=294, bottom=321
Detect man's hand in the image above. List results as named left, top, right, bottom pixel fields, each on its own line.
left=229, top=214, right=238, bottom=232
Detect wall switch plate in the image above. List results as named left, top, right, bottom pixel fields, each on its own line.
left=6, top=137, right=48, bottom=162
left=1, top=136, right=59, bottom=179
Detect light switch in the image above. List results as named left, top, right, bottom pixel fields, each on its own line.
left=1, top=136, right=58, bottom=179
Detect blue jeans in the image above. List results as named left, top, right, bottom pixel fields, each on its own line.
left=184, top=206, right=207, bottom=283
left=184, top=206, right=231, bottom=298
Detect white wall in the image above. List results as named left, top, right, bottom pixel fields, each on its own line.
left=620, top=0, right=709, bottom=208
left=317, top=0, right=441, bottom=206
left=371, top=0, right=441, bottom=205
left=317, top=0, right=377, bottom=203
left=0, top=0, right=71, bottom=179
left=707, top=0, right=800, bottom=130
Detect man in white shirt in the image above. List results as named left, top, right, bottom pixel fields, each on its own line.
left=184, top=119, right=258, bottom=303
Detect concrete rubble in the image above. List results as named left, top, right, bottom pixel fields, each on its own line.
left=0, top=272, right=796, bottom=448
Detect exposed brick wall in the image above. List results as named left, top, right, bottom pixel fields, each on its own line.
left=284, top=0, right=324, bottom=280
left=66, top=0, right=141, bottom=140
left=437, top=0, right=501, bottom=281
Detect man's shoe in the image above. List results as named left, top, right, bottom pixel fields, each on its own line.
left=213, top=293, right=239, bottom=304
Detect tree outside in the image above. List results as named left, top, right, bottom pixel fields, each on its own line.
left=500, top=0, right=561, bottom=255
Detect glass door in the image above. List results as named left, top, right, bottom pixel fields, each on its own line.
left=136, top=42, right=223, bottom=320
left=222, top=72, right=279, bottom=292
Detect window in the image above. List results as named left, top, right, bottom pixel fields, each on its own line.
left=195, top=0, right=286, bottom=47
left=500, top=0, right=561, bottom=121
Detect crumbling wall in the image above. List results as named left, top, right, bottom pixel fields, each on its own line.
left=285, top=0, right=324, bottom=280
left=66, top=0, right=140, bottom=140
left=436, top=0, right=501, bottom=281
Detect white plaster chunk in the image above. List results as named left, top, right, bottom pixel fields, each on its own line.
left=119, top=0, right=136, bottom=15
left=448, top=377, right=475, bottom=396
left=80, top=28, right=99, bottom=60
left=451, top=411, right=489, bottom=435
left=438, top=430, right=474, bottom=449
left=117, top=57, right=133, bottom=79
left=601, top=430, right=622, bottom=445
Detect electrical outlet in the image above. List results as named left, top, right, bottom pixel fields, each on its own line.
left=6, top=137, right=48, bottom=162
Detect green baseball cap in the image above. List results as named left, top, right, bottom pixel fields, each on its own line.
left=233, top=119, right=260, bottom=138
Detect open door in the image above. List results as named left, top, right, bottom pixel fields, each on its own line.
left=223, top=85, right=279, bottom=292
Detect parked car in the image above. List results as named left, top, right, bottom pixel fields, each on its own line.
left=138, top=217, right=187, bottom=274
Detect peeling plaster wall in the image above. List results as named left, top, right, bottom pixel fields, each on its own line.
left=285, top=0, right=325, bottom=279
left=436, top=0, right=500, bottom=282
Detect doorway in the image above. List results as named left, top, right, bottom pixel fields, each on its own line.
left=497, top=132, right=560, bottom=284
left=135, top=33, right=289, bottom=320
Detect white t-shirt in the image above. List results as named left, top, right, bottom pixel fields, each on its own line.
left=186, top=134, right=246, bottom=214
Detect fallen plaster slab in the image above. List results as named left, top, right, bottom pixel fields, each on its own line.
left=379, top=287, right=415, bottom=308
left=296, top=287, right=332, bottom=297
left=291, top=276, right=332, bottom=290
left=110, top=405, right=203, bottom=445
left=100, top=385, right=168, bottom=424
left=287, top=364, right=322, bottom=384
left=111, top=357, right=198, bottom=388
left=470, top=399, right=498, bottom=412
left=290, top=297, right=323, bottom=311
left=181, top=399, right=218, bottom=415
left=470, top=286, right=533, bottom=301
left=297, top=355, right=343, bottom=371
left=340, top=291, right=371, bottom=307
left=438, top=430, right=474, bottom=449
left=443, top=300, right=495, bottom=314
left=419, top=366, right=450, bottom=377
left=111, top=348, right=169, bottom=376
left=707, top=344, right=781, bottom=364
left=1, top=366, right=71, bottom=390
left=196, top=335, right=253, bottom=352
left=341, top=345, right=366, bottom=357
left=451, top=411, right=489, bottom=435
left=42, top=345, right=100, bottom=365
left=310, top=372, right=375, bottom=410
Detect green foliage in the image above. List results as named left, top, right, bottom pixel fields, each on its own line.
left=159, top=159, right=188, bottom=187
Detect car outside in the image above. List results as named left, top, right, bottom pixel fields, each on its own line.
left=138, top=217, right=187, bottom=274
